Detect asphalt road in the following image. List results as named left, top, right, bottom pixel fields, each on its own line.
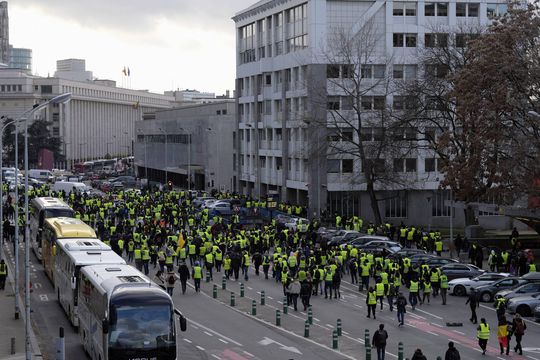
left=6, top=242, right=540, bottom=360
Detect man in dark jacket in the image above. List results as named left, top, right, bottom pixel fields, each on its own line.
left=372, top=324, right=388, bottom=360
left=466, top=290, right=479, bottom=324
left=177, top=261, right=190, bottom=294
left=445, top=341, right=461, bottom=360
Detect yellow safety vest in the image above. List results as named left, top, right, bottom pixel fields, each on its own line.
left=368, top=291, right=377, bottom=305
left=376, top=283, right=385, bottom=296
left=477, top=323, right=490, bottom=340
left=409, top=281, right=419, bottom=293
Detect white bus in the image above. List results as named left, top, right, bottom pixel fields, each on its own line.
left=29, top=197, right=74, bottom=261
left=54, top=238, right=126, bottom=328
left=78, top=264, right=186, bottom=360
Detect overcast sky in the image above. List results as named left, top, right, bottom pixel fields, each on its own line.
left=9, top=0, right=255, bottom=95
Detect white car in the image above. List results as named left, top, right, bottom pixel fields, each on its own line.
left=284, top=217, right=309, bottom=231
left=448, top=272, right=509, bottom=297
left=200, top=199, right=217, bottom=209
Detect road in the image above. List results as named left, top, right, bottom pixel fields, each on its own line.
left=5, top=242, right=540, bottom=360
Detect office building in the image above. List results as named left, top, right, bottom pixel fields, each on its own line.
left=233, top=0, right=512, bottom=228
left=8, top=46, right=32, bottom=73
left=134, top=101, right=235, bottom=190
left=0, top=1, right=8, bottom=65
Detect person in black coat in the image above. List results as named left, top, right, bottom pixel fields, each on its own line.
left=177, top=261, right=190, bottom=294
left=466, top=290, right=479, bottom=324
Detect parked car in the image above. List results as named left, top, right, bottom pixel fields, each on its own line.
left=327, top=230, right=362, bottom=246
left=344, top=235, right=391, bottom=249
left=534, top=304, right=540, bottom=322
left=394, top=249, right=428, bottom=258
left=497, top=282, right=540, bottom=301
left=357, top=240, right=402, bottom=254
left=474, top=277, right=529, bottom=303
left=522, top=271, right=540, bottom=281
left=284, top=217, right=309, bottom=231
left=449, top=273, right=509, bottom=297
left=410, top=254, right=439, bottom=267
left=507, top=293, right=540, bottom=316
left=110, top=175, right=137, bottom=187
left=424, top=257, right=459, bottom=269
left=208, top=201, right=234, bottom=216
left=441, top=263, right=484, bottom=281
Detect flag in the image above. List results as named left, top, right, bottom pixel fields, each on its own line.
left=133, top=101, right=140, bottom=109
left=122, top=66, right=127, bottom=76
left=127, top=67, right=130, bottom=77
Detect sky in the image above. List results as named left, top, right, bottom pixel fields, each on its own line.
left=9, top=0, right=256, bottom=95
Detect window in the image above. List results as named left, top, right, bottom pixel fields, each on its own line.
left=385, top=192, right=408, bottom=218
left=260, top=156, right=267, bottom=168
left=393, top=2, right=404, bottom=16
left=393, top=33, right=404, bottom=47
left=374, top=65, right=385, bottom=79
left=404, top=127, right=417, bottom=140
left=285, top=3, right=308, bottom=53
left=456, top=34, right=467, bottom=47
left=327, top=64, right=340, bottom=78
left=373, top=127, right=384, bottom=141
left=393, top=65, right=404, bottom=79
left=327, top=96, right=340, bottom=110
left=327, top=159, right=340, bottom=173
left=239, top=23, right=256, bottom=64
left=41, top=85, right=52, bottom=94
left=393, top=159, right=404, bottom=172
left=426, top=64, right=449, bottom=79
left=405, top=158, right=417, bottom=172
left=468, top=3, right=479, bottom=17
left=342, top=159, right=354, bottom=173
left=342, top=129, right=353, bottom=141
left=405, top=34, right=417, bottom=47
left=487, top=3, right=508, bottom=19
left=361, top=66, right=372, bottom=79
left=405, top=3, right=417, bottom=16
left=265, top=74, right=272, bottom=85
left=425, top=33, right=448, bottom=47
left=404, top=65, right=417, bottom=79
left=374, top=96, right=385, bottom=110
left=425, top=34, right=435, bottom=48
left=393, top=96, right=404, bottom=110
left=432, top=190, right=451, bottom=217
left=342, top=64, right=354, bottom=78
left=425, top=2, right=447, bottom=16
left=361, top=128, right=373, bottom=141
left=457, top=3, right=479, bottom=17
left=456, top=3, right=466, bottom=16
left=425, top=158, right=436, bottom=172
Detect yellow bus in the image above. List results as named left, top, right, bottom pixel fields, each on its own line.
left=41, top=217, right=97, bottom=282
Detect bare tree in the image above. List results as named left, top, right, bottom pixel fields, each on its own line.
left=306, top=20, right=415, bottom=224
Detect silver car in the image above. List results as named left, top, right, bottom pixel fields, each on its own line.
left=448, top=273, right=509, bottom=297
left=507, top=293, right=540, bottom=317
left=497, top=282, right=540, bottom=301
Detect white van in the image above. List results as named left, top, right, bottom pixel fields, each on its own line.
left=28, top=169, right=54, bottom=182
left=52, top=181, right=90, bottom=195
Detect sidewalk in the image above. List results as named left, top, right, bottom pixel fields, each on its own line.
left=1, top=246, right=42, bottom=360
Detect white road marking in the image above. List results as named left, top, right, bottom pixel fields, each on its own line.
left=527, top=356, right=540, bottom=360
left=218, top=338, right=228, bottom=344
left=186, top=317, right=243, bottom=347
left=204, top=331, right=213, bottom=337
left=183, top=338, right=192, bottom=343
left=314, top=317, right=321, bottom=322
left=431, top=322, right=443, bottom=328
left=247, top=286, right=253, bottom=290
left=212, top=355, right=220, bottom=360
left=452, top=330, right=465, bottom=335
left=326, top=324, right=334, bottom=328
left=428, top=331, right=439, bottom=336
left=243, top=350, right=255, bottom=357
left=39, top=294, right=48, bottom=301
left=191, top=325, right=199, bottom=330
left=267, top=296, right=273, bottom=300
left=415, top=308, right=443, bottom=320
left=196, top=345, right=205, bottom=351
left=343, top=331, right=350, bottom=335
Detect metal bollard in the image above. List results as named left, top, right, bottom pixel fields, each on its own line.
left=436, top=357, right=442, bottom=360
left=307, top=306, right=313, bottom=324
left=240, top=283, right=245, bottom=297
left=222, top=275, right=226, bottom=290
left=251, top=300, right=257, bottom=316
left=398, top=342, right=404, bottom=360
left=276, top=309, right=281, bottom=326
left=337, top=318, right=342, bottom=336
left=366, top=345, right=371, bottom=360
left=332, top=330, right=338, bottom=349
left=283, top=297, right=288, bottom=314
left=230, top=292, right=235, bottom=306
left=10, top=337, right=15, bottom=355
left=213, top=284, right=217, bottom=299
left=364, top=329, right=369, bottom=347
left=56, top=327, right=65, bottom=360
left=304, top=320, right=310, bottom=338
left=261, top=290, right=265, bottom=305
left=206, top=270, right=210, bottom=283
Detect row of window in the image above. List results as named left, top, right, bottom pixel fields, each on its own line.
left=238, top=66, right=308, bottom=97
left=136, top=134, right=191, bottom=144
left=0, top=84, right=23, bottom=92
left=326, top=157, right=440, bottom=174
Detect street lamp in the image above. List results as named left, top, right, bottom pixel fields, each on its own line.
left=158, top=128, right=168, bottom=184
left=179, top=128, right=192, bottom=191
left=21, top=92, right=72, bottom=359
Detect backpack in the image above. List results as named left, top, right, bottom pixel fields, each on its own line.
left=515, top=321, right=525, bottom=335
left=168, top=275, right=176, bottom=285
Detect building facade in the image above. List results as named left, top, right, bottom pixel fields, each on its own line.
left=0, top=67, right=175, bottom=166
left=134, top=101, right=236, bottom=191
left=233, top=0, right=514, bottom=229
left=0, top=1, right=8, bottom=65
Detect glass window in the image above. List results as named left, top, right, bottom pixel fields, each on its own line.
left=425, top=34, right=435, bottom=48
left=405, top=34, right=417, bottom=47
left=456, top=3, right=466, bottom=16
left=374, top=65, right=386, bottom=79
left=393, top=2, right=404, bottom=16
left=393, top=96, right=403, bottom=110
left=425, top=3, right=435, bottom=16
left=361, top=66, right=373, bottom=79
left=393, top=33, right=404, bottom=47
left=405, top=3, right=417, bottom=16
left=361, top=128, right=372, bottom=141
left=327, top=96, right=340, bottom=110
left=385, top=192, right=408, bottom=218
left=374, top=96, right=385, bottom=110
left=405, top=158, right=417, bottom=172
left=393, top=159, right=403, bottom=172
left=404, top=65, right=417, bottom=79
left=425, top=158, right=436, bottom=172
left=327, top=159, right=340, bottom=173
left=327, top=64, right=340, bottom=78
left=393, top=65, right=404, bottom=79
left=437, top=2, right=448, bottom=16
left=342, top=159, right=353, bottom=173
left=361, top=97, right=373, bottom=110
left=468, top=3, right=479, bottom=17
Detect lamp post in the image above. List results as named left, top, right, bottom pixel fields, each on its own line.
left=158, top=128, right=168, bottom=184
left=179, top=128, right=192, bottom=191
left=21, top=92, right=72, bottom=359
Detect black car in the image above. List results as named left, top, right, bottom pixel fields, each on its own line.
left=441, top=263, right=484, bottom=281
left=474, top=277, right=529, bottom=302
left=425, top=257, right=459, bottom=269
left=410, top=254, right=439, bottom=267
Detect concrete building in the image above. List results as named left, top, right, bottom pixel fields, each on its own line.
left=134, top=101, right=235, bottom=191
left=54, top=59, right=92, bottom=82
left=0, top=1, right=8, bottom=65
left=233, top=0, right=514, bottom=229
left=0, top=66, right=175, bottom=167
left=8, top=46, right=32, bottom=73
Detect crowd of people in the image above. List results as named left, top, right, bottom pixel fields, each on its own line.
left=0, top=183, right=537, bottom=358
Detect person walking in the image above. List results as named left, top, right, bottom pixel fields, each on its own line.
left=372, top=324, right=388, bottom=360
left=396, top=292, right=407, bottom=326
left=512, top=314, right=526, bottom=355
left=411, top=348, right=427, bottom=360
left=466, top=290, right=479, bottom=324
left=367, top=286, right=377, bottom=319
left=192, top=261, right=202, bottom=293
left=153, top=270, right=165, bottom=290
left=300, top=277, right=313, bottom=311
left=177, top=260, right=190, bottom=295
left=445, top=341, right=460, bottom=360
left=440, top=272, right=448, bottom=305
left=165, top=270, right=179, bottom=296
left=497, top=316, right=510, bottom=355
left=408, top=277, right=419, bottom=310
left=0, top=259, right=8, bottom=290
left=477, top=318, right=490, bottom=355
left=287, top=277, right=301, bottom=311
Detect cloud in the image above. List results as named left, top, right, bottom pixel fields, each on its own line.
left=10, top=0, right=254, bottom=33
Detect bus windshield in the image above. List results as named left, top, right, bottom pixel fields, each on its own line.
left=109, top=304, right=174, bottom=350
left=43, top=209, right=74, bottom=219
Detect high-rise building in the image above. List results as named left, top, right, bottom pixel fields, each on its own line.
left=54, top=59, right=93, bottom=82
left=233, top=0, right=509, bottom=227
left=8, top=46, right=32, bottom=73
left=0, top=1, right=9, bottom=65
